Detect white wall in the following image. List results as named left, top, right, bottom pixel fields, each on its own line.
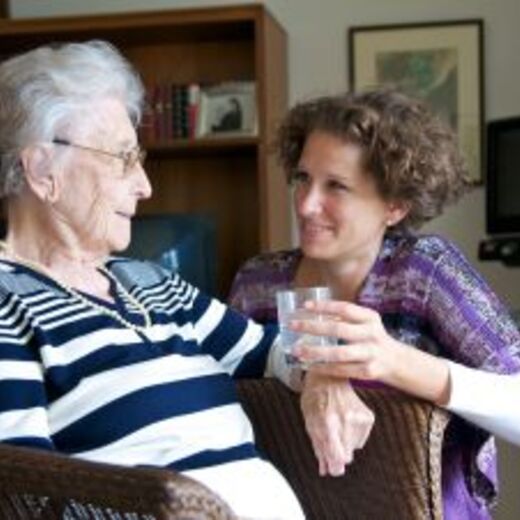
left=10, top=0, right=520, bottom=309
left=8, top=1, right=520, bottom=518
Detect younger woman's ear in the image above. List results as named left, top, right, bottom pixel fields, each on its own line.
left=19, top=144, right=59, bottom=203
left=386, top=200, right=411, bottom=227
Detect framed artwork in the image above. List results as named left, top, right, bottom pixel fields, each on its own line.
left=349, top=20, right=484, bottom=183
left=196, top=81, right=257, bottom=138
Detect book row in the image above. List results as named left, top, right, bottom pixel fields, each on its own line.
left=138, top=81, right=257, bottom=143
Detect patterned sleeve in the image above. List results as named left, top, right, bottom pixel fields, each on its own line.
left=426, top=240, right=520, bottom=374
left=228, top=255, right=273, bottom=321
left=0, top=296, right=55, bottom=451
left=421, top=240, right=520, bottom=510
left=228, top=251, right=297, bottom=324
left=228, top=258, right=253, bottom=315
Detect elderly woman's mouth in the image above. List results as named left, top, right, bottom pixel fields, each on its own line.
left=116, top=212, right=134, bottom=219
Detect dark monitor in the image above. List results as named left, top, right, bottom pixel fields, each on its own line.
left=486, top=116, right=520, bottom=235
left=122, top=213, right=217, bottom=295
left=0, top=214, right=218, bottom=293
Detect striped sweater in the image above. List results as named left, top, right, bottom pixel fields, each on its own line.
left=0, top=257, right=303, bottom=518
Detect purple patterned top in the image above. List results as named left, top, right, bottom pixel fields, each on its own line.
left=229, top=233, right=520, bottom=520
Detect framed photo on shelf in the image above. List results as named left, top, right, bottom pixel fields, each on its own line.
left=0, top=0, right=9, bottom=18
left=196, top=81, right=257, bottom=138
left=349, top=20, right=484, bottom=183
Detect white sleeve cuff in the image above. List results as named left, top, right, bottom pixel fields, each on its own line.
left=265, top=335, right=304, bottom=392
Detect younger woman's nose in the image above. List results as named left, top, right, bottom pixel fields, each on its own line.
left=297, top=184, right=323, bottom=216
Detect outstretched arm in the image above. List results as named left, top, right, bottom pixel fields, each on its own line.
left=446, top=361, right=520, bottom=444
left=0, top=343, right=54, bottom=450
left=292, top=300, right=451, bottom=402
left=291, top=300, right=520, bottom=445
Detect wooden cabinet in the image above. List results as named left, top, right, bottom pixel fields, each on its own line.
left=0, top=5, right=290, bottom=295
left=0, top=0, right=8, bottom=19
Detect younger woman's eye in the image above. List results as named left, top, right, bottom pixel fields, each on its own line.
left=327, top=179, right=348, bottom=192
left=288, top=170, right=309, bottom=185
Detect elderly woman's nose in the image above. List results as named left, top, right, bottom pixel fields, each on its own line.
left=134, top=164, right=152, bottom=199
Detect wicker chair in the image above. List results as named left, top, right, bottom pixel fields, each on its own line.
left=0, top=379, right=450, bottom=520
left=238, top=380, right=451, bottom=520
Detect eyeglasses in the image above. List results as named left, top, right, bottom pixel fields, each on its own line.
left=52, top=138, right=146, bottom=173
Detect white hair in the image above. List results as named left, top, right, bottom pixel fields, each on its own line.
left=0, top=40, right=144, bottom=197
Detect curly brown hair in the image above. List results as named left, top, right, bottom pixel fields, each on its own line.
left=276, top=88, right=472, bottom=231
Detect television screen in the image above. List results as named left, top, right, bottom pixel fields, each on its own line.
left=486, top=117, right=520, bottom=235
left=122, top=213, right=217, bottom=295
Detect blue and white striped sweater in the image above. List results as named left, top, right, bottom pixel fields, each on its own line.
left=0, top=257, right=277, bottom=471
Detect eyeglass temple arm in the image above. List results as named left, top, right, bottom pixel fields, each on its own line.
left=52, top=138, right=71, bottom=146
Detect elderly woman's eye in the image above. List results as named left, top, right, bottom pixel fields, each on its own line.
left=122, top=151, right=133, bottom=167
left=120, top=147, right=145, bottom=171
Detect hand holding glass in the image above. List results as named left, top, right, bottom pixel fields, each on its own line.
left=276, top=287, right=337, bottom=365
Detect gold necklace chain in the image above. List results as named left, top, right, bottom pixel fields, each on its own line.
left=0, top=241, right=152, bottom=333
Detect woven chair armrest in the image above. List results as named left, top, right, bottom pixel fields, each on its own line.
left=0, top=443, right=236, bottom=520
left=236, top=378, right=451, bottom=520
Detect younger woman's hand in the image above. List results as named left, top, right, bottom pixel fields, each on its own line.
left=292, top=300, right=401, bottom=383
left=292, top=300, right=452, bottom=405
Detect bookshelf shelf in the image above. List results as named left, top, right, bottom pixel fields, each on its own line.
left=146, top=137, right=259, bottom=157
left=0, top=4, right=290, bottom=295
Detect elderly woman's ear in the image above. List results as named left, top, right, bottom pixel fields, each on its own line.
left=19, top=144, right=59, bottom=203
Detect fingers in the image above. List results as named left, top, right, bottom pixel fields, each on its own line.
left=301, top=377, right=376, bottom=478
left=305, top=299, right=377, bottom=323
left=290, top=305, right=383, bottom=346
left=294, top=343, right=371, bottom=364
left=347, top=409, right=375, bottom=450
left=319, top=457, right=328, bottom=476
left=358, top=421, right=373, bottom=448
left=305, top=407, right=366, bottom=476
left=308, top=360, right=381, bottom=381
left=292, top=317, right=370, bottom=344
left=306, top=422, right=339, bottom=476
left=302, top=401, right=353, bottom=476
left=312, top=421, right=352, bottom=477
left=315, top=444, right=327, bottom=476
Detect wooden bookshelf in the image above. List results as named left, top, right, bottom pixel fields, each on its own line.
left=0, top=4, right=290, bottom=295
left=0, top=0, right=8, bottom=19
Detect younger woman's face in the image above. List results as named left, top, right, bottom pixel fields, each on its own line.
left=292, top=131, right=407, bottom=265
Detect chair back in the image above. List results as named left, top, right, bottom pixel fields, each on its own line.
left=236, top=379, right=450, bottom=520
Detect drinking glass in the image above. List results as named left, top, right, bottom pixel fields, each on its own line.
left=276, top=286, right=337, bottom=365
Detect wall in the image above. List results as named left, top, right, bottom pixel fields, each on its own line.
left=10, top=0, right=520, bottom=310
left=8, top=1, right=520, bottom=518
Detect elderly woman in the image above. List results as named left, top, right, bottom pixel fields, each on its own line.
left=229, top=89, right=520, bottom=519
left=0, top=40, right=311, bottom=519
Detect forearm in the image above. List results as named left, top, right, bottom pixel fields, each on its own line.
left=265, top=335, right=304, bottom=391
left=385, top=339, right=451, bottom=405
left=444, top=361, right=520, bottom=445
left=0, top=358, right=54, bottom=449
left=388, top=345, right=520, bottom=445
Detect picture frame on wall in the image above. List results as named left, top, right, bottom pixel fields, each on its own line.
left=196, top=81, right=257, bottom=138
left=349, top=20, right=484, bottom=183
